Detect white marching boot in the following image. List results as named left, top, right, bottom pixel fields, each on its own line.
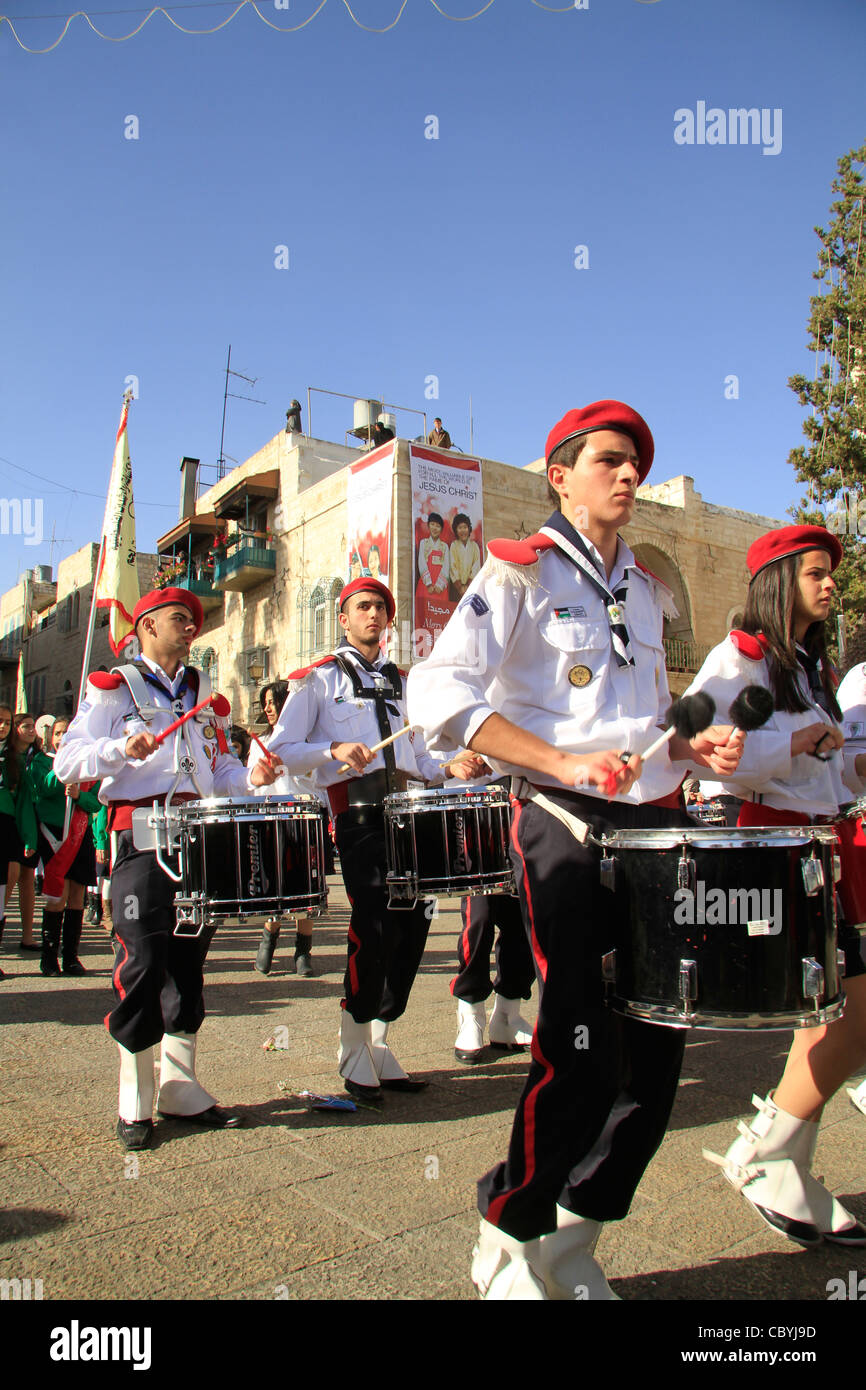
left=454, top=999, right=487, bottom=1063
left=370, top=1019, right=427, bottom=1092
left=338, top=1013, right=380, bottom=1096
left=369, top=1019, right=407, bottom=1080
left=118, top=1044, right=155, bottom=1123
left=470, top=1219, right=548, bottom=1300
left=536, top=1206, right=620, bottom=1300
left=704, top=1093, right=866, bottom=1247
left=156, top=1033, right=217, bottom=1117
left=847, top=1079, right=866, bottom=1117
left=488, top=994, right=533, bottom=1050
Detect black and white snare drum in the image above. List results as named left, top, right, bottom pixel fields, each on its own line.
left=385, top=784, right=515, bottom=904
left=598, top=825, right=844, bottom=1030
left=172, top=795, right=327, bottom=934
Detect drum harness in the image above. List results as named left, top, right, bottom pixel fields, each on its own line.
left=332, top=649, right=409, bottom=801
left=111, top=660, right=214, bottom=881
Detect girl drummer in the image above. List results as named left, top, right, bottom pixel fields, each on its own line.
left=688, top=524, right=866, bottom=1248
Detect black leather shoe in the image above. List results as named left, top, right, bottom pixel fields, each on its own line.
left=62, top=960, right=88, bottom=976
left=295, top=953, right=314, bottom=977
left=823, top=1219, right=866, bottom=1247
left=116, top=1117, right=154, bottom=1150
left=379, top=1078, right=429, bottom=1093
left=455, top=1046, right=485, bottom=1065
left=40, top=957, right=61, bottom=977
left=19, top=941, right=41, bottom=952
left=158, top=1104, right=243, bottom=1128
left=343, top=1078, right=383, bottom=1105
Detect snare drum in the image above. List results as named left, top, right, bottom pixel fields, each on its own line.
left=598, top=825, right=843, bottom=1030
left=384, top=784, right=515, bottom=903
left=173, top=795, right=327, bottom=933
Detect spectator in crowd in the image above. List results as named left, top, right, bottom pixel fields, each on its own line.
left=5, top=713, right=42, bottom=952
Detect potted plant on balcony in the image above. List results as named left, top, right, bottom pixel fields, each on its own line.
left=210, top=530, right=230, bottom=562
left=152, top=556, right=186, bottom=590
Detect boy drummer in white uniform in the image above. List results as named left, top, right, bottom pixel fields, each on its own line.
left=408, top=400, right=743, bottom=1299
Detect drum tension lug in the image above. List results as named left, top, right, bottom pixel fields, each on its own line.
left=599, top=855, right=615, bottom=891
left=601, top=949, right=617, bottom=986
left=801, top=956, right=825, bottom=1003
left=801, top=854, right=824, bottom=896
left=678, top=958, right=698, bottom=1007
left=677, top=850, right=696, bottom=892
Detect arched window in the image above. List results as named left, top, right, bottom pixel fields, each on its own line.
left=72, top=590, right=80, bottom=629
left=310, top=582, right=328, bottom=654
left=199, top=646, right=219, bottom=689
left=296, top=585, right=310, bottom=659
left=330, top=577, right=343, bottom=647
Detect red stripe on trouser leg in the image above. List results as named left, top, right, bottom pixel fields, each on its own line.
left=509, top=799, right=547, bottom=983
left=486, top=798, right=555, bottom=1230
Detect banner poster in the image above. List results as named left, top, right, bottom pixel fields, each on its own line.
left=346, top=442, right=394, bottom=585
left=410, top=445, right=483, bottom=656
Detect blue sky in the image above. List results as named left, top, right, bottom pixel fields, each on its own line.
left=1, top=0, right=864, bottom=591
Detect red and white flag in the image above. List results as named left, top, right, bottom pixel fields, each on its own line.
left=94, top=394, right=140, bottom=655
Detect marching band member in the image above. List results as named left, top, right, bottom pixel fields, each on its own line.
left=54, top=588, right=278, bottom=1150
left=686, top=526, right=866, bottom=1247
left=264, top=577, right=482, bottom=1103
left=251, top=680, right=319, bottom=979
left=451, top=778, right=535, bottom=1064
left=408, top=400, right=743, bottom=1299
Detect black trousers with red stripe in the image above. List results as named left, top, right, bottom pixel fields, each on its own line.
left=478, top=792, right=689, bottom=1241
left=108, top=832, right=216, bottom=1052
left=453, top=892, right=535, bottom=1004
left=335, top=807, right=431, bottom=1024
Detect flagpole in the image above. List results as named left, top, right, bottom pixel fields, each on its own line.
left=62, top=388, right=135, bottom=839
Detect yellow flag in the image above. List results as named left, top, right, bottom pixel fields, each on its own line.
left=15, top=651, right=27, bottom=713
left=94, top=396, right=140, bottom=656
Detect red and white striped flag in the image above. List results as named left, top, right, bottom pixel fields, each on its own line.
left=94, top=394, right=140, bottom=655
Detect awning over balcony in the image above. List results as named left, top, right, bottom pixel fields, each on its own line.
left=214, top=470, right=279, bottom=522
left=155, top=513, right=218, bottom=555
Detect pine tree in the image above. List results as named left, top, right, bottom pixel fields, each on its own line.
left=788, top=142, right=866, bottom=659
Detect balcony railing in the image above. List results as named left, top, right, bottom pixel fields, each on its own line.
left=213, top=540, right=276, bottom=593
left=663, top=637, right=710, bottom=673
left=180, top=570, right=224, bottom=613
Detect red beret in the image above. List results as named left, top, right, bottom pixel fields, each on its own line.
left=339, top=577, right=396, bottom=622
left=545, top=400, right=654, bottom=483
left=746, top=526, right=842, bottom=580
left=133, top=587, right=204, bottom=637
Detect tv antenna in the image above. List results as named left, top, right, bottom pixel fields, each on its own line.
left=217, top=344, right=267, bottom=478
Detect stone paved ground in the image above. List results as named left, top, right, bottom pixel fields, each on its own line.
left=1, top=877, right=864, bottom=1303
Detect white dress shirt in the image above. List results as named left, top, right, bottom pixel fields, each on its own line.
left=685, top=638, right=865, bottom=817
left=265, top=645, right=447, bottom=789
left=54, top=656, right=252, bottom=804
left=407, top=528, right=684, bottom=804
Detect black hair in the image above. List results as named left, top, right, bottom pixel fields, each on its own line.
left=453, top=513, right=472, bottom=533
left=742, top=553, right=841, bottom=720
left=546, top=434, right=588, bottom=508
left=427, top=512, right=444, bottom=528
left=259, top=680, right=289, bottom=718
left=230, top=724, right=252, bottom=762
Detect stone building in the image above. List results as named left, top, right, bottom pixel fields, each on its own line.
left=0, top=410, right=784, bottom=724
left=0, top=546, right=159, bottom=715
left=151, top=415, right=782, bottom=726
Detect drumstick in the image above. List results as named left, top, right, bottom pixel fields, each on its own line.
left=338, top=723, right=416, bottom=774
left=153, top=692, right=231, bottom=746
left=726, top=685, right=775, bottom=743
left=250, top=731, right=275, bottom=765
left=604, top=693, right=717, bottom=796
